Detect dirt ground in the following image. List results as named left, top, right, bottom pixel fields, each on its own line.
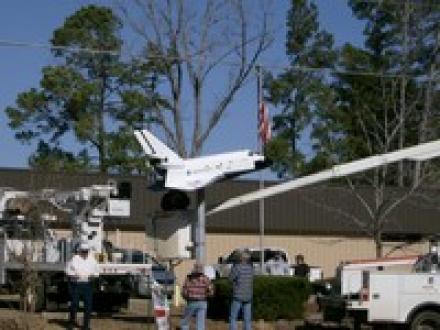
left=0, top=297, right=349, bottom=330
left=0, top=308, right=307, bottom=330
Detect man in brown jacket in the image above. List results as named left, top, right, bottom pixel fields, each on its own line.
left=181, top=263, right=214, bottom=330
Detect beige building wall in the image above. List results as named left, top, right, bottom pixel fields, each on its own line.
left=55, top=229, right=428, bottom=285
left=173, top=233, right=428, bottom=285
left=206, top=234, right=427, bottom=278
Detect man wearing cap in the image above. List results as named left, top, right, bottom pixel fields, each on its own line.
left=66, top=242, right=99, bottom=330
left=181, top=263, right=214, bottom=330
left=229, top=250, right=254, bottom=330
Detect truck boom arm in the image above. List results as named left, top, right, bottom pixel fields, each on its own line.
left=208, top=139, right=440, bottom=215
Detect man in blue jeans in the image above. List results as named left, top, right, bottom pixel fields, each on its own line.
left=66, top=242, right=99, bottom=330
left=181, top=263, right=214, bottom=330
left=229, top=250, right=254, bottom=330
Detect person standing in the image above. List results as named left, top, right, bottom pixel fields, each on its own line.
left=266, top=252, right=289, bottom=276
left=181, top=263, right=214, bottom=330
left=66, top=242, right=99, bottom=330
left=229, top=250, right=254, bottom=330
left=294, top=254, right=310, bottom=279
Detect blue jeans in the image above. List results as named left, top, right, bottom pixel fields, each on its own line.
left=68, top=281, right=93, bottom=330
left=229, top=299, right=252, bottom=330
left=181, top=300, right=207, bottom=330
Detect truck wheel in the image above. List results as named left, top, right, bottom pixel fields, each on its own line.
left=410, top=311, right=440, bottom=330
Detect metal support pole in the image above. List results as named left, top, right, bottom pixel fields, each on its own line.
left=195, top=189, right=206, bottom=265
left=256, top=65, right=265, bottom=274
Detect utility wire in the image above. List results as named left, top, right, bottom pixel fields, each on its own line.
left=0, top=39, right=220, bottom=62
left=342, top=0, right=440, bottom=8
left=0, top=39, right=438, bottom=79
left=0, top=40, right=120, bottom=56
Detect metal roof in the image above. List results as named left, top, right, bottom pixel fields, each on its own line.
left=0, top=168, right=439, bottom=237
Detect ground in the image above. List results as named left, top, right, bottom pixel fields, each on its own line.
left=0, top=307, right=306, bottom=330
left=0, top=296, right=356, bottom=329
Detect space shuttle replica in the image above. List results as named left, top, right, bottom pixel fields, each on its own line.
left=134, top=129, right=268, bottom=209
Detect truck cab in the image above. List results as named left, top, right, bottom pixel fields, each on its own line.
left=333, top=253, right=440, bottom=329
left=214, top=247, right=323, bottom=281
left=214, top=247, right=290, bottom=278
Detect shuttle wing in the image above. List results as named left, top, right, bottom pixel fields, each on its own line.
left=134, top=129, right=183, bottom=165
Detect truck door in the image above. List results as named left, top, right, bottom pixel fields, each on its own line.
left=399, top=274, right=440, bottom=322
left=368, top=274, right=400, bottom=322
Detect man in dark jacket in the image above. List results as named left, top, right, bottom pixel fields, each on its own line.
left=294, top=254, right=310, bottom=278
left=181, top=263, right=214, bottom=330
left=229, top=250, right=254, bottom=330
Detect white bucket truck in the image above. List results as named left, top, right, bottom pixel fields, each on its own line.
left=353, top=246, right=440, bottom=329
left=325, top=243, right=440, bottom=329
left=0, top=183, right=153, bottom=311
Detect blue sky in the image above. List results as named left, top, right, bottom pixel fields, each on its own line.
left=0, top=0, right=364, bottom=169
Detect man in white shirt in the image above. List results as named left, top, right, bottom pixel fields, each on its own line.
left=266, top=252, right=290, bottom=276
left=66, top=242, right=99, bottom=330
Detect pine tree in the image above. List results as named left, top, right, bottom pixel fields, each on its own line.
left=265, top=0, right=337, bottom=177
left=6, top=6, right=155, bottom=173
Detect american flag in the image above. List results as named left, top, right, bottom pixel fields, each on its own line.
left=258, top=101, right=271, bottom=145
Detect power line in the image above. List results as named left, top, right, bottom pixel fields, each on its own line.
left=0, top=39, right=438, bottom=80
left=346, top=0, right=440, bottom=8
left=0, top=40, right=120, bottom=56
left=0, top=33, right=269, bottom=63
left=225, top=60, right=440, bottom=79
left=0, top=39, right=220, bottom=62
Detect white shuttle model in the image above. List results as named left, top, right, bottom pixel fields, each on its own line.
left=134, top=129, right=267, bottom=191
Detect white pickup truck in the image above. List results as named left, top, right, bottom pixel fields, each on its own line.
left=214, top=247, right=290, bottom=278
left=213, top=247, right=323, bottom=281
left=340, top=255, right=418, bottom=297
left=320, top=253, right=440, bottom=329
left=343, top=252, right=440, bottom=329
left=357, top=272, right=440, bottom=329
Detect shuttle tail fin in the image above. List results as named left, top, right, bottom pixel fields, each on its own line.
left=134, top=129, right=182, bottom=164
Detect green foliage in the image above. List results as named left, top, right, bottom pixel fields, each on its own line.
left=207, top=277, right=232, bottom=320
left=265, top=0, right=439, bottom=256
left=265, top=137, right=304, bottom=177
left=266, top=0, right=439, bottom=182
left=265, top=0, right=336, bottom=177
left=322, top=0, right=440, bottom=184
left=208, top=276, right=311, bottom=321
left=29, top=141, right=90, bottom=173
left=6, top=5, right=155, bottom=174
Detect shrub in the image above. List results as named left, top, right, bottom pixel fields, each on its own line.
left=208, top=276, right=311, bottom=321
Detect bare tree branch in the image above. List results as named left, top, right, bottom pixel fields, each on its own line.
left=119, top=0, right=273, bottom=157
left=345, top=177, right=376, bottom=221
left=299, top=191, right=373, bottom=237
left=197, top=6, right=272, bottom=153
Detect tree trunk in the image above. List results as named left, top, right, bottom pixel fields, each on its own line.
left=398, top=0, right=410, bottom=187
left=413, top=65, right=434, bottom=186
left=374, top=230, right=383, bottom=258
left=191, top=77, right=202, bottom=156
left=98, top=74, right=107, bottom=173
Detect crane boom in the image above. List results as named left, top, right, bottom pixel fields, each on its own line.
left=207, top=139, right=440, bottom=215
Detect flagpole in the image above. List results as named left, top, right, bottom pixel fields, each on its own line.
left=256, top=65, right=265, bottom=275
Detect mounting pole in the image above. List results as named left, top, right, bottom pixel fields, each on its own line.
left=195, top=188, right=206, bottom=265
left=256, top=64, right=265, bottom=274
